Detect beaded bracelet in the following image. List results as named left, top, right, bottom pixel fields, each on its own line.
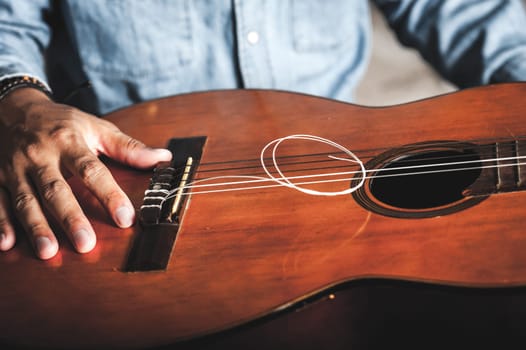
left=0, top=75, right=52, bottom=101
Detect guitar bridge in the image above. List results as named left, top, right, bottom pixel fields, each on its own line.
left=123, top=136, right=207, bottom=272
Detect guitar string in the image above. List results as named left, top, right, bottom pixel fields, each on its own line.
left=190, top=142, right=524, bottom=174
left=194, top=135, right=526, bottom=169
left=177, top=137, right=524, bottom=182
left=152, top=135, right=526, bottom=202
left=166, top=150, right=525, bottom=196
left=192, top=152, right=474, bottom=179
left=170, top=160, right=526, bottom=195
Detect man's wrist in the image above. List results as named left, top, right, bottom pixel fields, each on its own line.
left=0, top=87, right=54, bottom=125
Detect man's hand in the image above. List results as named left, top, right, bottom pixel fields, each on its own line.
left=0, top=88, right=172, bottom=259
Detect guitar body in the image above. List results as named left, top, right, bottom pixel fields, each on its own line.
left=2, top=84, right=526, bottom=349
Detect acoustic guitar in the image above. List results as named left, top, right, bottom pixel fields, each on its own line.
left=2, top=83, right=526, bottom=349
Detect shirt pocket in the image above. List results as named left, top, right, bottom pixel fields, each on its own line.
left=66, top=0, right=193, bottom=79
left=291, top=0, right=363, bottom=52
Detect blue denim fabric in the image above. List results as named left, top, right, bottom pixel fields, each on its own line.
left=0, top=0, right=525, bottom=115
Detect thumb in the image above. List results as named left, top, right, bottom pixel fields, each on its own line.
left=101, top=130, right=172, bottom=169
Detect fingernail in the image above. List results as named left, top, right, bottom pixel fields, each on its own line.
left=0, top=233, right=7, bottom=250
left=116, top=206, right=134, bottom=228
left=0, top=230, right=15, bottom=251
left=154, top=148, right=172, bottom=160
left=35, top=236, right=56, bottom=260
left=73, top=229, right=95, bottom=253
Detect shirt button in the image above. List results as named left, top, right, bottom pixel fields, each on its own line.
left=247, top=31, right=260, bottom=45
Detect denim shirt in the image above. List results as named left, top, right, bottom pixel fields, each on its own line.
left=0, top=0, right=525, bottom=115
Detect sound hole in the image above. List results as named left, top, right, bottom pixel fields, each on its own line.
left=370, top=150, right=482, bottom=209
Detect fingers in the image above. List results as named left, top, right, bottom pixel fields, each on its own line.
left=31, top=166, right=96, bottom=254
left=0, top=187, right=16, bottom=252
left=100, top=127, right=172, bottom=169
left=68, top=152, right=135, bottom=228
left=10, top=179, right=59, bottom=260
left=0, top=98, right=155, bottom=260
left=0, top=102, right=166, bottom=260
left=1, top=164, right=98, bottom=259
left=81, top=117, right=171, bottom=227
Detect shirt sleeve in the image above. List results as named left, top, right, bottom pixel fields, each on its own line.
left=0, top=0, right=52, bottom=85
left=373, top=0, right=526, bottom=87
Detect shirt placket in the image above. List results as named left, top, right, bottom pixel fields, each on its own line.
left=233, top=0, right=275, bottom=88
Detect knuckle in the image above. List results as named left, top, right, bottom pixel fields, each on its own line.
left=61, top=213, right=86, bottom=232
left=48, top=123, right=75, bottom=145
left=121, top=136, right=145, bottom=164
left=125, top=136, right=144, bottom=151
left=27, top=222, right=48, bottom=236
left=21, top=142, right=44, bottom=163
left=40, top=178, right=69, bottom=202
left=77, top=157, right=106, bottom=185
left=13, top=192, right=37, bottom=213
left=104, top=188, right=123, bottom=204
